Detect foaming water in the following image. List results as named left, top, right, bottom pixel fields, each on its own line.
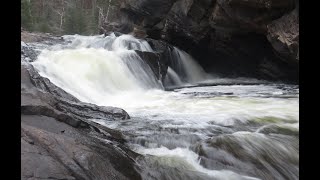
left=164, top=67, right=184, bottom=87
left=62, top=33, right=153, bottom=52
left=33, top=34, right=162, bottom=104
left=167, top=47, right=210, bottom=84
left=32, top=34, right=299, bottom=180
left=136, top=146, right=259, bottom=180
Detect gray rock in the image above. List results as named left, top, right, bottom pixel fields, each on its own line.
left=267, top=8, right=299, bottom=63
left=21, top=46, right=141, bottom=179
left=101, top=0, right=299, bottom=83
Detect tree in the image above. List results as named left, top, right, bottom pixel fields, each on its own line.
left=21, top=0, right=117, bottom=35
left=21, top=0, right=33, bottom=30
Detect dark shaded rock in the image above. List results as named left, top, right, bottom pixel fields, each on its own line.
left=267, top=8, right=299, bottom=63
left=146, top=38, right=173, bottom=53
left=21, top=126, right=76, bottom=180
left=23, top=64, right=80, bottom=102
left=123, top=0, right=178, bottom=26
left=102, top=0, right=299, bottom=82
left=152, top=0, right=213, bottom=51
left=135, top=50, right=168, bottom=82
left=134, top=38, right=175, bottom=82
left=21, top=42, right=40, bottom=63
left=21, top=117, right=141, bottom=180
left=212, top=0, right=295, bottom=32
left=209, top=3, right=241, bottom=31
left=195, top=31, right=298, bottom=82
left=21, top=47, right=141, bottom=179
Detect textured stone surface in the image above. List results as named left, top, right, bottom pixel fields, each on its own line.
left=267, top=8, right=299, bottom=63
left=21, top=42, right=141, bottom=180
left=101, top=0, right=299, bottom=83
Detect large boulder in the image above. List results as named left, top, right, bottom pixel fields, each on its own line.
left=21, top=117, right=140, bottom=180
left=21, top=42, right=141, bottom=179
left=101, top=0, right=299, bottom=83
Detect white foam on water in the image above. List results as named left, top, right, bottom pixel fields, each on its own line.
left=137, top=146, right=260, bottom=180
left=31, top=34, right=299, bottom=180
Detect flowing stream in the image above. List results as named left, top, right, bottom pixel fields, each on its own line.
left=32, top=34, right=299, bottom=180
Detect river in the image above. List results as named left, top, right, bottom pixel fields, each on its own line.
left=31, top=33, right=299, bottom=180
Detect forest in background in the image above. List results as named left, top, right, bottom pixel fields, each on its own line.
left=21, top=0, right=117, bottom=35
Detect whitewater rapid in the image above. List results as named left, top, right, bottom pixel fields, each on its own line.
left=31, top=34, right=299, bottom=180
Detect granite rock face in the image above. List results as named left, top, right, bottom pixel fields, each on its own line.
left=102, top=0, right=299, bottom=83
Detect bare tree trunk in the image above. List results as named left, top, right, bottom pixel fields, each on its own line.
left=28, top=0, right=34, bottom=25
left=105, top=0, right=112, bottom=23
left=55, top=0, right=65, bottom=31
left=60, top=0, right=65, bottom=30
left=97, top=6, right=104, bottom=30
left=59, top=11, right=64, bottom=30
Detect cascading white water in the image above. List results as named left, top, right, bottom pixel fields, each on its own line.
left=164, top=67, right=183, bottom=87
left=32, top=34, right=162, bottom=104
left=169, top=47, right=210, bottom=84
left=53, top=33, right=153, bottom=52
left=31, top=34, right=299, bottom=180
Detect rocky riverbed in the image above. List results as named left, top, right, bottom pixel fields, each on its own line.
left=21, top=31, right=298, bottom=180
left=21, top=32, right=142, bottom=180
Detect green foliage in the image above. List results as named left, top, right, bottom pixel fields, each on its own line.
left=65, top=7, right=85, bottom=34
left=38, top=21, right=51, bottom=33
left=21, top=0, right=33, bottom=30
left=21, top=0, right=115, bottom=35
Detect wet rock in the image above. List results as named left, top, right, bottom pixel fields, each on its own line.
left=101, top=0, right=299, bottom=83
left=267, top=8, right=299, bottom=63
left=135, top=50, right=168, bottom=82
left=21, top=65, right=130, bottom=123
left=21, top=47, right=141, bottom=179
left=194, top=132, right=299, bottom=180
left=21, top=117, right=141, bottom=180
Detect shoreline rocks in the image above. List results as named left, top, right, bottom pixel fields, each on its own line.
left=21, top=37, right=142, bottom=180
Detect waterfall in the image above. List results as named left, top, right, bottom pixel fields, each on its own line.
left=34, top=33, right=211, bottom=96
left=164, top=47, right=210, bottom=86
left=32, top=34, right=162, bottom=104
left=164, top=67, right=183, bottom=87
left=30, top=33, right=299, bottom=180
left=32, top=33, right=212, bottom=105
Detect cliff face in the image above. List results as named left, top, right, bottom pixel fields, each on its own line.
left=102, top=0, right=299, bottom=82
